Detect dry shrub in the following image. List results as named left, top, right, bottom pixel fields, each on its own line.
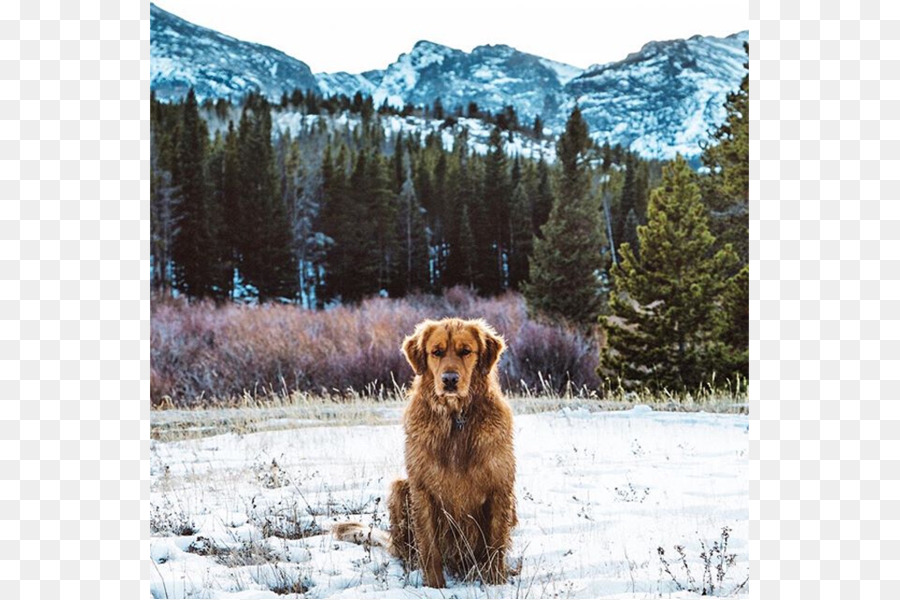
left=151, top=288, right=601, bottom=406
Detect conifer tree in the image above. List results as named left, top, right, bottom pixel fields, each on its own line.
left=318, top=144, right=352, bottom=303
left=150, top=126, right=177, bottom=296
left=701, top=42, right=749, bottom=263
left=476, top=127, right=510, bottom=293
left=524, top=106, right=605, bottom=328
left=601, top=156, right=739, bottom=391
left=713, top=264, right=749, bottom=382
left=532, top=158, right=554, bottom=238
left=444, top=134, right=479, bottom=289
left=457, top=202, right=478, bottom=287
left=236, top=92, right=297, bottom=301
left=221, top=121, right=241, bottom=298
left=508, top=180, right=533, bottom=290
left=363, top=150, right=400, bottom=294
left=204, top=130, right=233, bottom=299
left=171, top=88, right=220, bottom=299
left=397, top=175, right=430, bottom=294
left=699, top=42, right=749, bottom=381
left=431, top=150, right=450, bottom=286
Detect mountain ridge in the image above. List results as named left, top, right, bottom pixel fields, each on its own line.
left=150, top=3, right=748, bottom=159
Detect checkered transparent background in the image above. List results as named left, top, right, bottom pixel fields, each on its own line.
left=0, top=0, right=146, bottom=598
left=751, top=0, right=894, bottom=598
left=0, top=0, right=890, bottom=597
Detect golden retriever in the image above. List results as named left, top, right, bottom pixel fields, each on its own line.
left=333, top=318, right=516, bottom=588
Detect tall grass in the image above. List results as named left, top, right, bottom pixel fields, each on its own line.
left=151, top=287, right=602, bottom=407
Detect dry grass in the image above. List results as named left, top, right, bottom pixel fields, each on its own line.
left=151, top=384, right=747, bottom=443
left=152, top=287, right=604, bottom=407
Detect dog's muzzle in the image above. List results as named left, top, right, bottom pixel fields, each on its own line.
left=441, top=371, right=459, bottom=392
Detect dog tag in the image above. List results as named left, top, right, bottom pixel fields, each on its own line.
left=453, top=413, right=466, bottom=431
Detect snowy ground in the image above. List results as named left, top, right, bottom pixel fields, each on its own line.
left=150, top=404, right=748, bottom=599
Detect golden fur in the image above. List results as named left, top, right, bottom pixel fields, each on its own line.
left=332, top=318, right=517, bottom=588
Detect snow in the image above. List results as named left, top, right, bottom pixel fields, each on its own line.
left=267, top=109, right=556, bottom=162
left=150, top=405, right=748, bottom=599
left=538, top=57, right=583, bottom=85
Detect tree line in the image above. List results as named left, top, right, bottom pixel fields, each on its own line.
left=151, top=89, right=653, bottom=306
left=151, top=42, right=749, bottom=392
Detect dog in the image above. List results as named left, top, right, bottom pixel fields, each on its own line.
left=332, top=318, right=516, bottom=588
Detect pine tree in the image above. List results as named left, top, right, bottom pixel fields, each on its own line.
left=457, top=202, right=478, bottom=287
left=524, top=106, right=605, bottom=328
left=699, top=42, right=749, bottom=382
left=444, top=136, right=477, bottom=288
left=432, top=151, right=450, bottom=287
left=701, top=41, right=749, bottom=263
left=533, top=115, right=544, bottom=139
left=600, top=156, right=739, bottom=391
left=712, top=264, right=749, bottom=383
left=397, top=175, right=430, bottom=294
left=475, top=127, right=510, bottom=293
left=532, top=158, right=554, bottom=238
left=318, top=144, right=351, bottom=303
left=150, top=126, right=177, bottom=296
left=613, top=153, right=638, bottom=256
left=364, top=150, right=400, bottom=294
left=508, top=181, right=533, bottom=290
left=204, top=130, right=233, bottom=299
left=221, top=120, right=241, bottom=298
left=171, top=88, right=220, bottom=299
left=236, top=93, right=297, bottom=301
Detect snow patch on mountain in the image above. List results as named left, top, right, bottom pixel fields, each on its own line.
left=150, top=3, right=319, bottom=102
left=150, top=2, right=748, bottom=160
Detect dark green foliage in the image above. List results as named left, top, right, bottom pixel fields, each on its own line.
left=474, top=127, right=510, bottom=294
left=236, top=93, right=298, bottom=301
left=170, top=89, right=227, bottom=299
left=150, top=127, right=177, bottom=294
left=612, top=153, right=647, bottom=260
left=508, top=181, right=533, bottom=290
left=220, top=121, right=241, bottom=298
left=702, top=42, right=749, bottom=264
left=601, top=156, right=740, bottom=391
left=531, top=158, right=554, bottom=238
left=443, top=148, right=480, bottom=289
left=713, top=264, right=749, bottom=382
left=525, top=106, right=606, bottom=328
left=397, top=176, right=430, bottom=294
left=533, top=115, right=544, bottom=139
left=151, top=89, right=726, bottom=333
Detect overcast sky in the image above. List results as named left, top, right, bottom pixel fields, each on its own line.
left=152, top=0, right=749, bottom=73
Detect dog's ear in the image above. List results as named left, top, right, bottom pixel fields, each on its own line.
left=401, top=321, right=435, bottom=375
left=474, top=321, right=506, bottom=375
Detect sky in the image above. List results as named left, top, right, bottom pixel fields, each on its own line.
left=152, top=0, right=749, bottom=73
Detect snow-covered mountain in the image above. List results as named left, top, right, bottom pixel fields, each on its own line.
left=150, top=3, right=748, bottom=159
left=150, top=3, right=319, bottom=101
left=331, top=40, right=575, bottom=129
left=565, top=32, right=749, bottom=158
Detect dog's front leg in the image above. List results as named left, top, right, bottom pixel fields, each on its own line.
left=410, top=486, right=446, bottom=588
left=484, top=489, right=515, bottom=584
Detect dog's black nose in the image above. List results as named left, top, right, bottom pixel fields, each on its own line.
left=441, top=372, right=459, bottom=389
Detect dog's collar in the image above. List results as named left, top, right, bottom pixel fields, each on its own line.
left=452, top=411, right=467, bottom=431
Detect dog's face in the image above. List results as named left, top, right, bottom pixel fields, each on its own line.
left=402, top=318, right=505, bottom=400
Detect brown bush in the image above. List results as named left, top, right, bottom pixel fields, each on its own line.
left=150, top=288, right=601, bottom=406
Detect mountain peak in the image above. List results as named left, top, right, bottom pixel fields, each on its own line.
left=151, top=2, right=318, bottom=101
left=151, top=4, right=749, bottom=160
left=412, top=39, right=451, bottom=51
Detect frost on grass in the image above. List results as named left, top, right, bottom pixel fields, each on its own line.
left=150, top=405, right=748, bottom=599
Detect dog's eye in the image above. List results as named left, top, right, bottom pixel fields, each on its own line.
left=458, top=348, right=471, bottom=357
left=431, top=349, right=445, bottom=358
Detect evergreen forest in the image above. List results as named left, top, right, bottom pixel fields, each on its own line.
left=151, top=44, right=749, bottom=392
